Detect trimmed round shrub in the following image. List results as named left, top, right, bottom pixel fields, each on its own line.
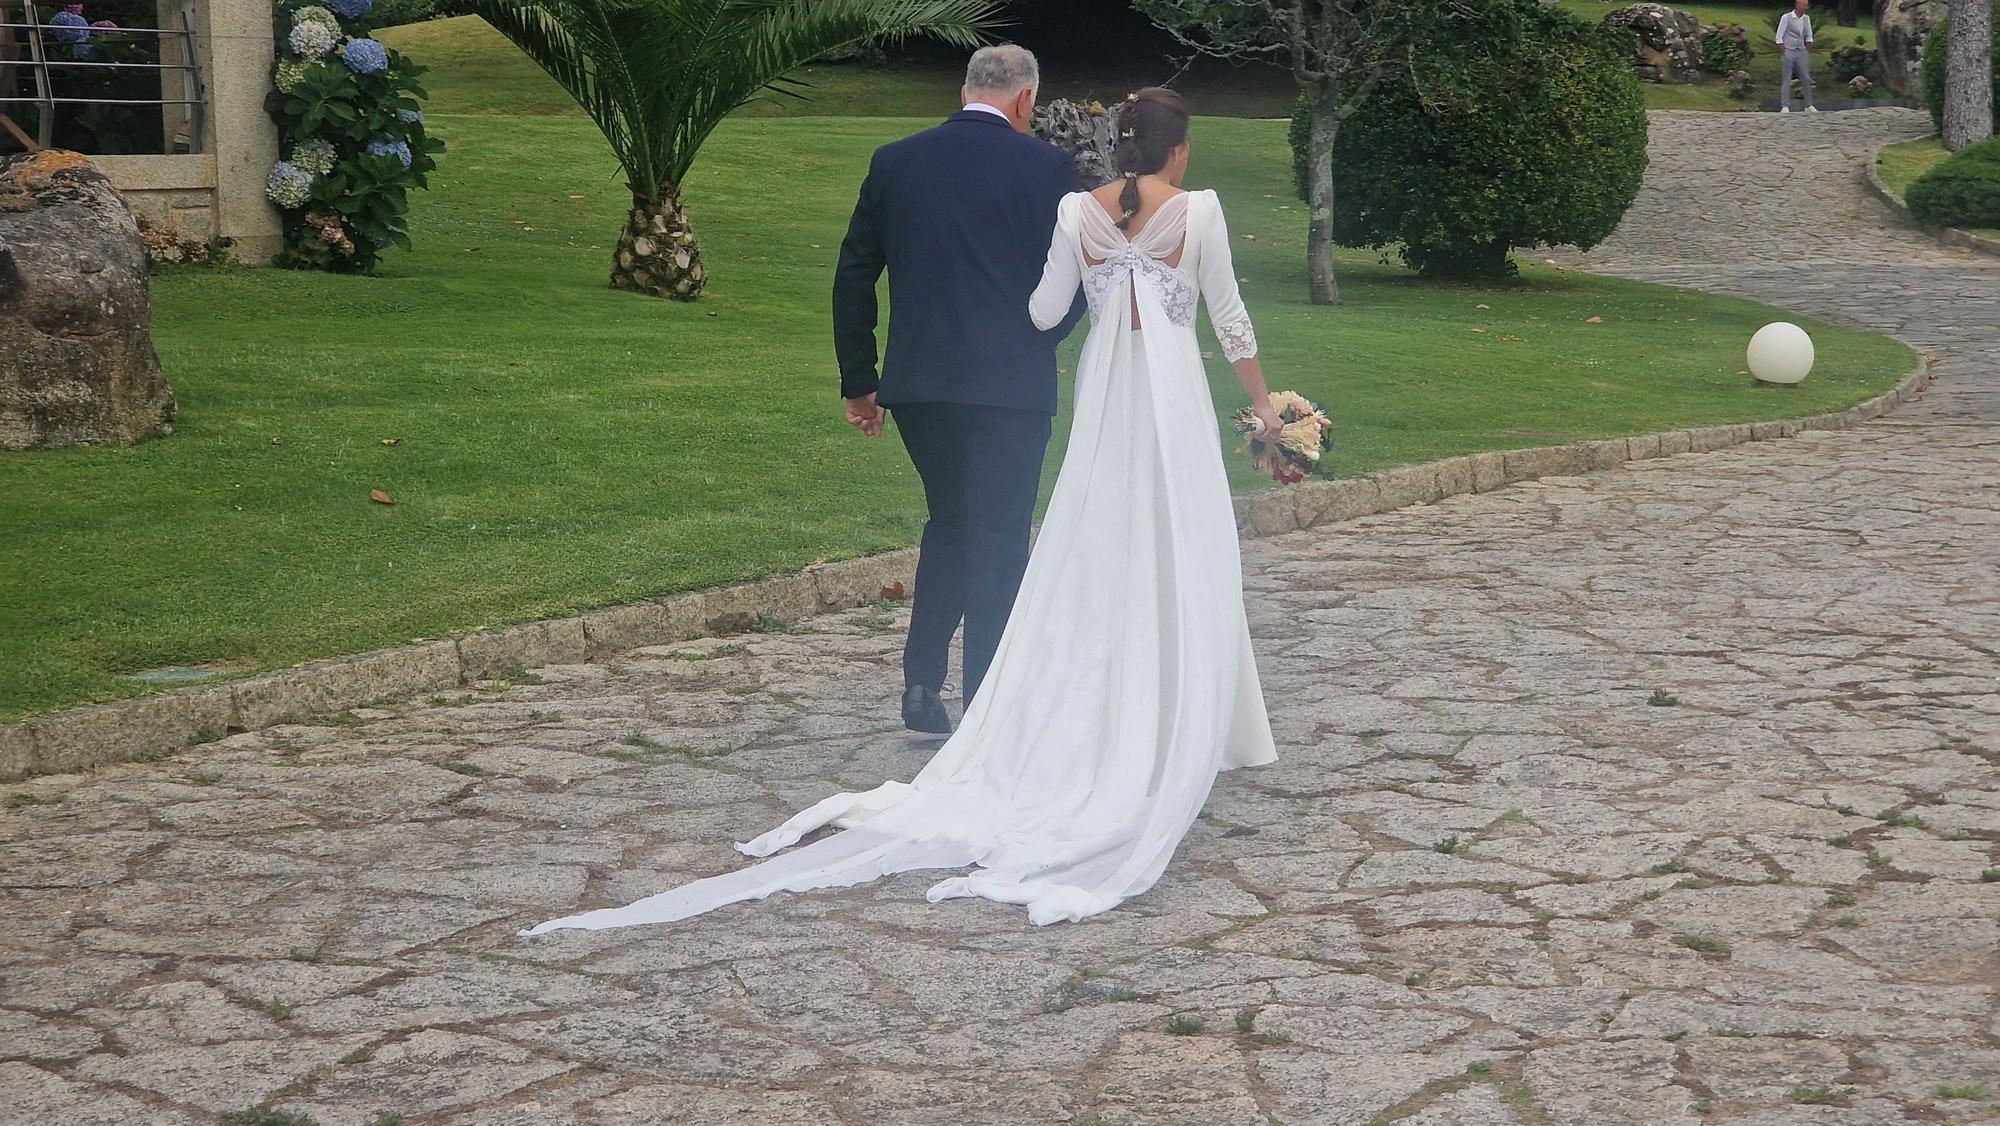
left=1907, top=137, right=2000, bottom=229
left=1294, top=0, right=1648, bottom=279
left=1923, top=5, right=2000, bottom=134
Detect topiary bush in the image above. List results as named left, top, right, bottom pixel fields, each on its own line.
left=1292, top=0, right=1647, bottom=279
left=1923, top=5, right=2000, bottom=134
left=1906, top=137, right=2000, bottom=229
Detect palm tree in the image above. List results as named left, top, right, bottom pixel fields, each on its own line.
left=476, top=0, right=1003, bottom=299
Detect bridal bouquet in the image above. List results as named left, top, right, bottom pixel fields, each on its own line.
left=1232, top=392, right=1332, bottom=485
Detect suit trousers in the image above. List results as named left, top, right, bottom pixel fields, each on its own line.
left=892, top=402, right=1052, bottom=706
left=1781, top=49, right=1814, bottom=109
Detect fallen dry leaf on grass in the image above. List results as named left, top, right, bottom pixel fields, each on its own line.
left=1586, top=316, right=1603, bottom=324
left=1472, top=328, right=1488, bottom=335
left=380, top=438, right=400, bottom=446
left=879, top=581, right=907, bottom=602
left=369, top=489, right=396, bottom=506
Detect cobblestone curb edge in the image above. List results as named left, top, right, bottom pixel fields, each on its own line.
left=0, top=358, right=1934, bottom=781
left=1863, top=145, right=2000, bottom=258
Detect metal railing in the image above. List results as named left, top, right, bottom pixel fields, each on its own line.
left=0, top=2, right=206, bottom=153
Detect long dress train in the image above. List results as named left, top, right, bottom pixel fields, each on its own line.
left=524, top=188, right=1274, bottom=933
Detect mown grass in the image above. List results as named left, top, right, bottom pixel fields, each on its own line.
left=378, top=16, right=1300, bottom=120
left=0, top=26, right=1915, bottom=720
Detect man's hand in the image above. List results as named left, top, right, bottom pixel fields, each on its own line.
left=846, top=393, right=886, bottom=439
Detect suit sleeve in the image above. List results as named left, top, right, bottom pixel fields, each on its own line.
left=833, top=151, right=887, bottom=400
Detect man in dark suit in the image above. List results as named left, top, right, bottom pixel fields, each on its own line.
left=833, top=44, right=1084, bottom=735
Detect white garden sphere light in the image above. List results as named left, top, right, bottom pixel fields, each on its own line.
left=1746, top=322, right=1815, bottom=385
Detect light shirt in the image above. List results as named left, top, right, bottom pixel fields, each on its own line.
left=1776, top=11, right=1813, bottom=51
left=962, top=102, right=1011, bottom=123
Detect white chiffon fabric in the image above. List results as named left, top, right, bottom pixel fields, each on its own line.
left=523, top=189, right=1275, bottom=935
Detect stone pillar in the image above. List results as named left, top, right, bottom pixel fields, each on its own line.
left=199, top=0, right=280, bottom=261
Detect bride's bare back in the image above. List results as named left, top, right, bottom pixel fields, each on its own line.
left=1087, top=177, right=1187, bottom=327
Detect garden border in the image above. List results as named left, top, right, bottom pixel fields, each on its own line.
left=1863, top=143, right=2000, bottom=258
left=0, top=357, right=1935, bottom=782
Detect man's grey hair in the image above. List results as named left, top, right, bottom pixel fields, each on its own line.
left=964, top=44, right=1039, bottom=99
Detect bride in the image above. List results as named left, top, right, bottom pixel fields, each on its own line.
left=526, top=87, right=1282, bottom=933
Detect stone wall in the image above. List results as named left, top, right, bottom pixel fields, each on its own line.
left=87, top=0, right=281, bottom=261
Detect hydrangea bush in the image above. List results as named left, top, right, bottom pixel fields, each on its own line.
left=263, top=0, right=441, bottom=272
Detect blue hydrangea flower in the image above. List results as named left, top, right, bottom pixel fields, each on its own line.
left=291, top=138, right=338, bottom=176
left=266, top=161, right=315, bottom=209
left=50, top=11, right=89, bottom=43
left=287, top=19, right=338, bottom=58
left=340, top=37, right=389, bottom=75
left=292, top=4, right=338, bottom=28
left=365, top=137, right=412, bottom=168
left=74, top=43, right=100, bottom=60
left=395, top=108, right=424, bottom=126
left=328, top=0, right=373, bottom=19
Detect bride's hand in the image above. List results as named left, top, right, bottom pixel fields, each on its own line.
left=1253, top=406, right=1285, bottom=442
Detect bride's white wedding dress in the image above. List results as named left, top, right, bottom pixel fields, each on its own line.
left=524, top=188, right=1274, bottom=934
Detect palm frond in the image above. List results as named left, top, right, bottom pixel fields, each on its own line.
left=473, top=0, right=1005, bottom=199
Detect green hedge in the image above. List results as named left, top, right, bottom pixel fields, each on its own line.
left=1922, top=5, right=2000, bottom=134
left=1906, top=136, right=2000, bottom=229
left=1291, top=0, right=1647, bottom=279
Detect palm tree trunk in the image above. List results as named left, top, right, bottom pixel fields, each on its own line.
left=1943, top=0, right=1995, bottom=151
left=613, top=183, right=706, bottom=300
left=1305, top=83, right=1342, bottom=307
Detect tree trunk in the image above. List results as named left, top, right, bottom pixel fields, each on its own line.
left=613, top=183, right=705, bottom=300
left=1305, top=85, right=1342, bottom=307
left=1943, top=0, right=1995, bottom=150
left=1837, top=0, right=1860, bottom=27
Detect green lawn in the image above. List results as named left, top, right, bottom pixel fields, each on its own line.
left=385, top=6, right=1887, bottom=121
left=1876, top=136, right=1951, bottom=196
left=0, top=103, right=1915, bottom=721
left=380, top=16, right=1301, bottom=119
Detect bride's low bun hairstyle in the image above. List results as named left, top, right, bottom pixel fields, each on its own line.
left=1113, top=87, right=1190, bottom=230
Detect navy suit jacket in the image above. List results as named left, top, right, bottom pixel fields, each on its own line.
left=833, top=110, right=1084, bottom=416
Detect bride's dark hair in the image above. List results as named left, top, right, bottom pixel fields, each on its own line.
left=1113, top=87, right=1190, bottom=231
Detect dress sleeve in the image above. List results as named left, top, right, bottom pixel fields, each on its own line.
left=1196, top=191, right=1258, bottom=363
left=1030, top=194, right=1083, bottom=332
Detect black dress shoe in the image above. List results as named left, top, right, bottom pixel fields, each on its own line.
left=901, top=685, right=953, bottom=735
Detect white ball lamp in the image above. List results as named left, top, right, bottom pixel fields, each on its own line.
left=1746, top=322, right=1814, bottom=386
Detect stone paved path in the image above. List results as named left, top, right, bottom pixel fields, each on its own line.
left=4, top=112, right=1998, bottom=1126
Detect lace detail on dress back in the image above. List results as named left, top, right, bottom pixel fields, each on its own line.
left=1078, top=194, right=1196, bottom=330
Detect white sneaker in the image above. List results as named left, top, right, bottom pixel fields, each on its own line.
left=1780, top=106, right=1791, bottom=113
left=1806, top=106, right=1819, bottom=113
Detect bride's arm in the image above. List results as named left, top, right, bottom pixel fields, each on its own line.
left=1029, top=195, right=1082, bottom=332
left=1197, top=194, right=1282, bottom=433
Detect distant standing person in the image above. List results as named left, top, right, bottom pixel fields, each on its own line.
left=1776, top=0, right=1817, bottom=113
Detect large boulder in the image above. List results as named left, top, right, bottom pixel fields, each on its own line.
left=0, top=150, right=173, bottom=450
left=1603, top=3, right=1707, bottom=83
left=1876, top=0, right=1947, bottom=95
